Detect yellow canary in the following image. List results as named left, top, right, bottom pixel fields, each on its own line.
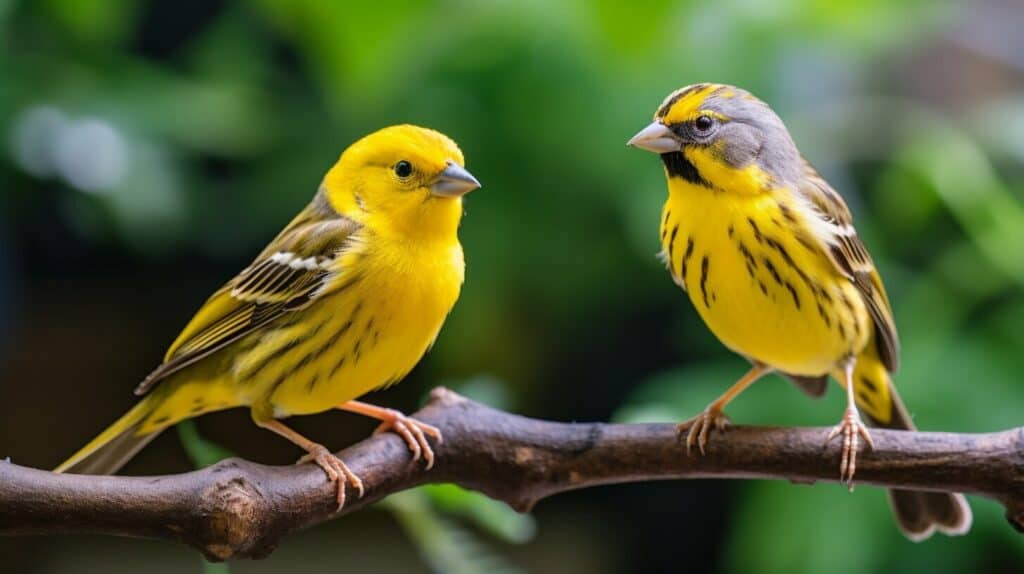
left=56, top=125, right=481, bottom=508
left=629, top=83, right=970, bottom=540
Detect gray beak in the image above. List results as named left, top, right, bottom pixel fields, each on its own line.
left=431, top=161, right=481, bottom=197
left=627, top=121, right=680, bottom=154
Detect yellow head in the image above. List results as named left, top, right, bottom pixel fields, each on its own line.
left=322, top=125, right=480, bottom=240
left=628, top=83, right=802, bottom=194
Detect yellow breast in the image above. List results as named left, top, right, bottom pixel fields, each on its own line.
left=661, top=182, right=869, bottom=376
left=234, top=232, right=464, bottom=416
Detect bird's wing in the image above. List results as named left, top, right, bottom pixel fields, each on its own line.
left=135, top=213, right=360, bottom=395
left=795, top=160, right=900, bottom=372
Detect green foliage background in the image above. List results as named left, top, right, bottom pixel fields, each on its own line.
left=1, top=0, right=1022, bottom=572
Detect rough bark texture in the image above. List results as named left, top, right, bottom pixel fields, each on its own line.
left=1, top=388, right=1022, bottom=560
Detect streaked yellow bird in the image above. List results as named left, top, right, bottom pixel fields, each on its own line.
left=628, top=83, right=970, bottom=540
left=56, top=125, right=481, bottom=508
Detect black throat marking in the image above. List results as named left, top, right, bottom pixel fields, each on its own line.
left=660, top=151, right=712, bottom=188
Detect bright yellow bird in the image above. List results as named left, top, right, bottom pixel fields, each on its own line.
left=56, top=125, right=481, bottom=508
left=628, top=83, right=970, bottom=540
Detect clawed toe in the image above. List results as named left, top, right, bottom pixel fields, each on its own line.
left=677, top=409, right=731, bottom=455
left=374, top=411, right=443, bottom=470
left=298, top=445, right=364, bottom=510
left=825, top=408, right=874, bottom=490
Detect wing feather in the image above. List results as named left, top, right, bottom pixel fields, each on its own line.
left=796, top=160, right=900, bottom=372
left=135, top=206, right=360, bottom=395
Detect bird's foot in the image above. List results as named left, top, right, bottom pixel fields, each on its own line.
left=825, top=407, right=874, bottom=490
left=297, top=444, right=365, bottom=510
left=372, top=409, right=443, bottom=470
left=677, top=408, right=731, bottom=455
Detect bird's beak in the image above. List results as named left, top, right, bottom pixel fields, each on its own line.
left=431, top=161, right=481, bottom=197
left=627, top=121, right=680, bottom=154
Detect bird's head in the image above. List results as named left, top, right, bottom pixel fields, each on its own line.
left=628, top=83, right=801, bottom=194
left=323, top=124, right=480, bottom=239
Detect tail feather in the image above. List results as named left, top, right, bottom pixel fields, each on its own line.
left=889, top=489, right=973, bottom=542
left=55, top=396, right=161, bottom=475
left=853, top=344, right=973, bottom=541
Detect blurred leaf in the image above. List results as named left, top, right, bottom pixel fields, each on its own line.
left=106, top=65, right=281, bottom=156
left=0, top=0, right=13, bottom=27
left=589, top=0, right=678, bottom=56
left=421, top=484, right=537, bottom=544
left=176, top=420, right=235, bottom=468
left=382, top=489, right=525, bottom=574
left=253, top=0, right=439, bottom=107
left=40, top=0, right=139, bottom=45
left=726, top=477, right=1024, bottom=574
left=873, top=162, right=943, bottom=239
left=202, top=560, right=230, bottom=574
left=897, top=123, right=1024, bottom=285
left=727, top=481, right=889, bottom=574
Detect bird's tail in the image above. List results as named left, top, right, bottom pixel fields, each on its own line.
left=851, top=339, right=972, bottom=541
left=54, top=393, right=162, bottom=475
left=55, top=377, right=240, bottom=475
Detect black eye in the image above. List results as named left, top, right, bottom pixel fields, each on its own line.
left=394, top=160, right=413, bottom=178
left=694, top=115, right=714, bottom=133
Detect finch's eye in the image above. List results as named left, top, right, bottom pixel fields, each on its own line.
left=694, top=115, right=714, bottom=133
left=394, top=161, right=413, bottom=178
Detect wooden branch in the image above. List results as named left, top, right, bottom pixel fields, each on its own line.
left=1, top=388, right=1022, bottom=560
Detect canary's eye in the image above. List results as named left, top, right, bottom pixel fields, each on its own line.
left=394, top=161, right=413, bottom=178
left=694, top=115, right=714, bottom=134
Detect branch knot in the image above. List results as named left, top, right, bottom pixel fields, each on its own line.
left=194, top=463, right=267, bottom=561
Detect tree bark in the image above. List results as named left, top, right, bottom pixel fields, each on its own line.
left=1, top=387, right=1021, bottom=561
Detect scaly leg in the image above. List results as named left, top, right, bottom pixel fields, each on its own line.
left=677, top=363, right=773, bottom=455
left=339, top=400, right=443, bottom=469
left=256, top=418, right=364, bottom=509
left=825, top=358, right=875, bottom=490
